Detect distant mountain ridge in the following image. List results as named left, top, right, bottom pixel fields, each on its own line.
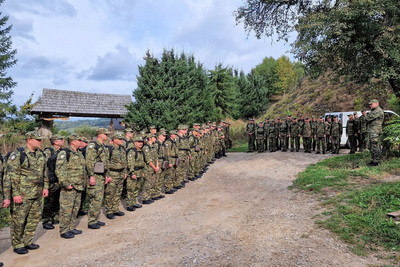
left=54, top=118, right=110, bottom=130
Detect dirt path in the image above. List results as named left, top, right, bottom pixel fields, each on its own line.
left=0, top=151, right=385, bottom=266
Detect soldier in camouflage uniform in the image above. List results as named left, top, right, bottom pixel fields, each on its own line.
left=330, top=116, right=343, bottom=154
left=255, top=121, right=265, bottom=152
left=359, top=110, right=368, bottom=152
left=310, top=116, right=317, bottom=151
left=6, top=131, right=48, bottom=254
left=279, top=118, right=288, bottom=152
left=104, top=132, right=127, bottom=220
left=353, top=112, right=360, bottom=151
left=154, top=130, right=167, bottom=198
left=366, top=99, right=384, bottom=166
left=289, top=117, right=301, bottom=152
left=246, top=118, right=256, bottom=152
left=42, top=134, right=64, bottom=230
left=164, top=130, right=179, bottom=192
left=263, top=118, right=270, bottom=151
left=86, top=128, right=111, bottom=229
left=122, top=128, right=135, bottom=150
left=315, top=116, right=326, bottom=154
left=301, top=117, right=313, bottom=153
left=142, top=133, right=159, bottom=203
left=176, top=125, right=190, bottom=187
left=325, top=117, right=332, bottom=152
left=346, top=114, right=357, bottom=154
left=126, top=135, right=146, bottom=211
left=286, top=115, right=292, bottom=151
left=269, top=121, right=277, bottom=152
left=56, top=134, right=87, bottom=239
left=1, top=137, right=11, bottom=261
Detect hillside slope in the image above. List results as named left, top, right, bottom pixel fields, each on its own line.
left=263, top=73, right=395, bottom=119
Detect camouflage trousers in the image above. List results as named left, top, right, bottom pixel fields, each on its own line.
left=104, top=170, right=125, bottom=214
left=316, top=137, right=326, bottom=152
left=143, top=170, right=156, bottom=201
left=87, top=174, right=105, bottom=225
left=360, top=132, right=367, bottom=151
left=59, top=188, right=81, bottom=234
left=369, top=132, right=382, bottom=163
left=154, top=168, right=165, bottom=197
left=331, top=136, right=340, bottom=153
left=42, top=182, right=60, bottom=225
left=290, top=136, right=300, bottom=151
left=164, top=166, right=176, bottom=192
left=348, top=135, right=357, bottom=153
left=188, top=156, right=197, bottom=178
left=11, top=197, right=42, bottom=249
left=280, top=135, right=287, bottom=151
left=248, top=134, right=255, bottom=152
left=176, top=159, right=189, bottom=185
left=256, top=137, right=265, bottom=152
left=303, top=137, right=312, bottom=152
left=269, top=136, right=277, bottom=151
left=126, top=172, right=145, bottom=206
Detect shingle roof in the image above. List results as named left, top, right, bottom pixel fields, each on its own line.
left=31, top=88, right=132, bottom=118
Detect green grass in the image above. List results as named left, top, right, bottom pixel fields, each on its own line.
left=228, top=141, right=248, bottom=152
left=294, top=153, right=400, bottom=261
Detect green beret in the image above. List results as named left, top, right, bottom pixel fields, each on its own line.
left=25, top=131, right=45, bottom=140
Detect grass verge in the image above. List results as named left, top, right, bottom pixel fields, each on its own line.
left=293, top=152, right=400, bottom=262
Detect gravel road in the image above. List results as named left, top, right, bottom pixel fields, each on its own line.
left=0, top=151, right=386, bottom=266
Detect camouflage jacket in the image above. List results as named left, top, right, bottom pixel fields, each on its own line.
left=164, top=138, right=178, bottom=163
left=268, top=124, right=277, bottom=138
left=366, top=106, right=384, bottom=134
left=302, top=122, right=313, bottom=138
left=5, top=146, right=47, bottom=199
left=290, top=122, right=301, bottom=136
left=331, top=121, right=343, bottom=137
left=246, top=123, right=256, bottom=134
left=263, top=122, right=270, bottom=137
left=108, top=143, right=127, bottom=173
left=127, top=147, right=146, bottom=176
left=256, top=126, right=265, bottom=137
left=315, top=122, right=326, bottom=137
left=346, top=120, right=356, bottom=135
left=279, top=122, right=288, bottom=135
left=325, top=122, right=332, bottom=136
left=56, top=147, right=87, bottom=191
left=143, top=143, right=157, bottom=171
left=359, top=115, right=367, bottom=133
left=154, top=140, right=166, bottom=165
left=85, top=140, right=109, bottom=177
left=122, top=139, right=134, bottom=151
left=176, top=135, right=190, bottom=160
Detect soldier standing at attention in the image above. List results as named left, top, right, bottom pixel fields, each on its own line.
left=142, top=133, right=159, bottom=204
left=331, top=116, right=343, bottom=154
left=301, top=117, right=313, bottom=153
left=311, top=116, right=317, bottom=151
left=126, top=135, right=145, bottom=211
left=122, top=128, right=135, bottom=150
left=353, top=112, right=360, bottom=151
left=366, top=99, right=384, bottom=166
left=268, top=121, right=277, bottom=152
left=286, top=114, right=292, bottom=151
left=56, top=134, right=87, bottom=239
left=246, top=118, right=256, bottom=152
left=6, top=131, right=48, bottom=254
left=289, top=117, right=301, bottom=152
left=42, top=134, right=64, bottom=230
left=263, top=118, right=270, bottom=152
left=315, top=116, right=326, bottom=154
left=104, top=132, right=127, bottom=220
left=325, top=117, right=332, bottom=152
left=154, top=130, right=167, bottom=198
left=86, top=128, right=111, bottom=229
left=176, top=125, right=190, bottom=187
left=359, top=109, right=368, bottom=152
left=256, top=121, right=265, bottom=152
left=279, top=118, right=288, bottom=152
left=164, top=130, right=179, bottom=192
left=346, top=114, right=357, bottom=154
left=77, top=137, right=89, bottom=216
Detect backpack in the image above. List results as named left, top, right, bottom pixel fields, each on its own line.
left=126, top=147, right=139, bottom=160
left=5, top=147, right=30, bottom=167
left=47, top=148, right=70, bottom=184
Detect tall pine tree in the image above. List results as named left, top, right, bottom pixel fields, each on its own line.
left=0, top=0, right=17, bottom=119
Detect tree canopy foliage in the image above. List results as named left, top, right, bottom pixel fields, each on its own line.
left=235, top=0, right=400, bottom=103
left=0, top=0, right=17, bottom=119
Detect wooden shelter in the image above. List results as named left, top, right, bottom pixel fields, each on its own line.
left=31, top=88, right=132, bottom=134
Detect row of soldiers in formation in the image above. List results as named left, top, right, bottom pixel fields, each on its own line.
left=0, top=121, right=231, bottom=257
left=246, top=111, right=369, bottom=155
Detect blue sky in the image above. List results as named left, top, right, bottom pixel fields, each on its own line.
left=2, top=0, right=293, bottom=107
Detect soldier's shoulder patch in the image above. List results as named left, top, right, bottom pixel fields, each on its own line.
left=144, top=147, right=149, bottom=152
left=10, top=154, right=16, bottom=161
left=89, top=143, right=95, bottom=149
left=60, top=154, right=65, bottom=159
left=129, top=153, right=132, bottom=157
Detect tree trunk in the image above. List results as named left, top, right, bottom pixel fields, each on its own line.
left=388, top=78, right=400, bottom=105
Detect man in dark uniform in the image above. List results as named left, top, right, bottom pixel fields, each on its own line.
left=246, top=118, right=256, bottom=152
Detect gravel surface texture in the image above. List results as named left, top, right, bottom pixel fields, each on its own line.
left=0, top=151, right=386, bottom=266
